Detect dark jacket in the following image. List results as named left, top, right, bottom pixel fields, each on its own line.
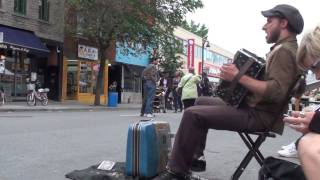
left=309, top=110, right=320, bottom=134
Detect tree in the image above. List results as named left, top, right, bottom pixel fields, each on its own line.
left=181, top=20, right=209, bottom=38
left=67, top=0, right=203, bottom=105
left=158, top=40, right=184, bottom=77
left=66, top=0, right=203, bottom=105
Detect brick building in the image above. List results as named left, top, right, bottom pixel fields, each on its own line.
left=0, top=0, right=64, bottom=101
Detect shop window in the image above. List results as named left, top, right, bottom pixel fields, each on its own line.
left=38, top=0, right=50, bottom=21
left=123, top=66, right=141, bottom=92
left=79, top=62, right=104, bottom=94
left=67, top=60, right=78, bottom=98
left=79, top=62, right=92, bottom=93
left=14, top=0, right=27, bottom=15
left=76, top=14, right=85, bottom=35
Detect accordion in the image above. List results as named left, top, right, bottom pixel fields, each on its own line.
left=214, top=49, right=266, bottom=107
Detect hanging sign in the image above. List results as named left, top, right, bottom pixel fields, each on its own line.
left=78, top=44, right=98, bottom=60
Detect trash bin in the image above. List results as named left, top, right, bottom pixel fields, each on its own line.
left=108, top=92, right=118, bottom=107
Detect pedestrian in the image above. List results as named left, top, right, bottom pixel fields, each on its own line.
left=140, top=58, right=159, bottom=118
left=200, top=72, right=212, bottom=96
left=283, top=24, right=320, bottom=180
left=164, top=73, right=173, bottom=111
left=178, top=67, right=201, bottom=110
left=172, top=71, right=183, bottom=112
left=153, top=4, right=304, bottom=179
left=140, top=74, right=147, bottom=116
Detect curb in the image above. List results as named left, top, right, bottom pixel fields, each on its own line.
left=0, top=106, right=141, bottom=112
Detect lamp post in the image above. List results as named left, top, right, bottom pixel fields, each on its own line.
left=201, top=37, right=210, bottom=79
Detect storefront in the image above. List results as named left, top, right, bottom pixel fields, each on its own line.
left=63, top=44, right=108, bottom=104
left=198, top=62, right=221, bottom=83
left=0, top=25, right=49, bottom=101
left=115, top=44, right=150, bottom=104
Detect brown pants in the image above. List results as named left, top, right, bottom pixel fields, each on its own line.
left=168, top=96, right=269, bottom=174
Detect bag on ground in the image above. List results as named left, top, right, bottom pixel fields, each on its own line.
left=259, top=156, right=306, bottom=180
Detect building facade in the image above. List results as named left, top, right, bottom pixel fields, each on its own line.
left=174, top=27, right=234, bottom=82
left=0, top=0, right=64, bottom=101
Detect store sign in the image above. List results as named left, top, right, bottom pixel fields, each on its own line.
left=198, top=62, right=221, bottom=77
left=78, top=44, right=98, bottom=60
left=0, top=43, right=30, bottom=53
left=115, top=42, right=150, bottom=67
left=187, top=39, right=195, bottom=68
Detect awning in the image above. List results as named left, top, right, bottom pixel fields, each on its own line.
left=0, top=25, right=49, bottom=56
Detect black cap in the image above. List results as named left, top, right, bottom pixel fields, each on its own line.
left=261, top=4, right=304, bottom=34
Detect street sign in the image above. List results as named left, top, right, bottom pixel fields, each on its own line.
left=0, top=32, right=3, bottom=43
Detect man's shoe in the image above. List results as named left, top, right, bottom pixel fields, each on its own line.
left=278, top=145, right=298, bottom=158
left=190, top=156, right=206, bottom=172
left=281, top=141, right=295, bottom=150
left=152, top=170, right=189, bottom=180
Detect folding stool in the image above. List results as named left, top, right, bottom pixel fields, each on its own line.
left=230, top=131, right=276, bottom=180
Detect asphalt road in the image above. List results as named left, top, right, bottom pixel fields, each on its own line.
left=0, top=110, right=301, bottom=180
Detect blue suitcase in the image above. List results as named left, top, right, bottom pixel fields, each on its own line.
left=125, top=120, right=171, bottom=178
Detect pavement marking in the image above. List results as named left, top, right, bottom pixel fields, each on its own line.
left=119, top=114, right=140, bottom=117
left=0, top=115, right=33, bottom=118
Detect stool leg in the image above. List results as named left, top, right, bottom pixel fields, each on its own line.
left=231, top=133, right=266, bottom=180
left=244, top=133, right=265, bottom=165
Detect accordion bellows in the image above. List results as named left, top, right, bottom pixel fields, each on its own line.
left=215, top=49, right=266, bottom=107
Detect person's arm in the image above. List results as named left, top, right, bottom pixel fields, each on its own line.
left=283, top=111, right=316, bottom=134
left=239, top=75, right=267, bottom=96
left=220, top=63, right=267, bottom=96
left=178, top=76, right=186, bottom=88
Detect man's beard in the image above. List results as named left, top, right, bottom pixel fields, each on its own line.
left=267, top=27, right=281, bottom=44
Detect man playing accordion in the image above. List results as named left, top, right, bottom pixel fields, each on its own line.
left=153, top=4, right=305, bottom=180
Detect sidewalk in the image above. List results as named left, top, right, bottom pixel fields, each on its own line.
left=0, top=100, right=141, bottom=112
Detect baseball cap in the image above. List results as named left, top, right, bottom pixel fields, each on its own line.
left=261, top=4, right=304, bottom=34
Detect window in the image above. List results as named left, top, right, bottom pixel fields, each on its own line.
left=76, top=14, right=85, bottom=35
left=14, top=0, right=27, bottom=15
left=39, top=0, right=50, bottom=21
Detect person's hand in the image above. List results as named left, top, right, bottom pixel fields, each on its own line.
left=219, top=63, right=239, bottom=82
left=283, top=111, right=315, bottom=134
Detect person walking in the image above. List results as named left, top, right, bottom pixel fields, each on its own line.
left=172, top=71, right=183, bottom=112
left=140, top=58, right=159, bottom=118
left=178, top=67, right=201, bottom=110
left=153, top=4, right=304, bottom=179
left=200, top=72, right=212, bottom=96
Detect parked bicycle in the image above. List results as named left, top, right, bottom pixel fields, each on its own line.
left=26, top=80, right=50, bottom=106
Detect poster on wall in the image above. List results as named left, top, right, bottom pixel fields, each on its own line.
left=78, top=44, right=98, bottom=60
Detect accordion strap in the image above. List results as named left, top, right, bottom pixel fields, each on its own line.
left=226, top=58, right=254, bottom=99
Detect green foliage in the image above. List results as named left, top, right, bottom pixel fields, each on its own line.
left=66, top=0, right=203, bottom=104
left=158, top=39, right=184, bottom=76
left=181, top=20, right=209, bottom=38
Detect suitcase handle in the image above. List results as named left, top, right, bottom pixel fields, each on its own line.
left=140, top=119, right=153, bottom=122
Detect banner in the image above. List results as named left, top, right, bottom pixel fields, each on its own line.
left=187, top=39, right=195, bottom=68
